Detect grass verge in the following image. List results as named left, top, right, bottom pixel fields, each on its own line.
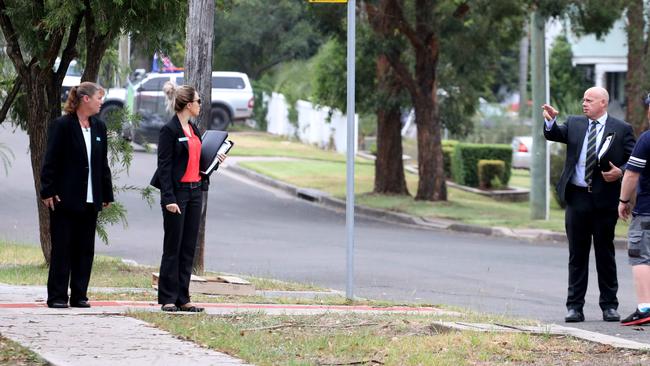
left=0, top=335, right=48, bottom=366
left=0, top=241, right=322, bottom=292
left=132, top=312, right=648, bottom=366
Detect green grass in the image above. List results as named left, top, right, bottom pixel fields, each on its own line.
left=239, top=159, right=377, bottom=197
left=0, top=241, right=323, bottom=292
left=229, top=132, right=347, bottom=162
left=509, top=168, right=531, bottom=189
left=236, top=137, right=631, bottom=237
left=0, top=335, right=47, bottom=366
left=132, top=312, right=648, bottom=366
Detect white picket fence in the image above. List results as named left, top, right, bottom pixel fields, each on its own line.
left=265, top=92, right=358, bottom=154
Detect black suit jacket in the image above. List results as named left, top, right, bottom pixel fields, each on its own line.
left=150, top=115, right=209, bottom=205
left=544, top=115, right=635, bottom=208
left=40, top=113, right=114, bottom=212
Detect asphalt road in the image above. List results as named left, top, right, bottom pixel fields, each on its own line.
left=1, top=124, right=648, bottom=344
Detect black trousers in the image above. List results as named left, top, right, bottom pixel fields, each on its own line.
left=47, top=204, right=98, bottom=305
left=564, top=185, right=619, bottom=311
left=158, top=187, right=203, bottom=306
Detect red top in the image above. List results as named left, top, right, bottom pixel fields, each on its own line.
left=180, top=125, right=202, bottom=182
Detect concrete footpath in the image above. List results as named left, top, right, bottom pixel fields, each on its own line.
left=1, top=284, right=650, bottom=366
left=0, top=284, right=456, bottom=366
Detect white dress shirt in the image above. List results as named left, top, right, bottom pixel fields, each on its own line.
left=81, top=126, right=94, bottom=203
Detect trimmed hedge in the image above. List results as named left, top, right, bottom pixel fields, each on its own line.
left=478, top=159, right=506, bottom=189
left=451, top=143, right=512, bottom=187
left=442, top=140, right=458, bottom=179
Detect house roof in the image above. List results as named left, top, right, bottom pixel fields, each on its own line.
left=569, top=18, right=627, bottom=64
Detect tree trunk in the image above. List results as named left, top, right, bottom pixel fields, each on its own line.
left=82, top=36, right=111, bottom=83
left=184, top=0, right=215, bottom=274
left=413, top=35, right=446, bottom=201
left=625, top=0, right=648, bottom=136
left=81, top=0, right=113, bottom=83
left=413, top=96, right=446, bottom=201
left=24, top=75, right=54, bottom=263
left=374, top=55, right=409, bottom=195
left=0, top=1, right=89, bottom=264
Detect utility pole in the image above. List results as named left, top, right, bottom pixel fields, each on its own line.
left=530, top=10, right=547, bottom=220
left=184, top=0, right=215, bottom=274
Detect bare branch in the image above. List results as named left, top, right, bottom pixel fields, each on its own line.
left=0, top=75, right=21, bottom=125
left=0, top=0, right=28, bottom=76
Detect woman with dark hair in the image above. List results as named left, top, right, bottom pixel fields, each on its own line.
left=40, top=81, right=114, bottom=309
left=151, top=82, right=225, bottom=312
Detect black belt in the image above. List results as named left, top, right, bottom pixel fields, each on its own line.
left=570, top=184, right=592, bottom=193
left=177, top=181, right=202, bottom=189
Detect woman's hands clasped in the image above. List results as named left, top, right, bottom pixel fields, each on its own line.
left=42, top=195, right=60, bottom=210
left=166, top=203, right=181, bottom=214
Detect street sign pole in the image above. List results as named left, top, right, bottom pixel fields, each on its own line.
left=345, top=0, right=356, bottom=300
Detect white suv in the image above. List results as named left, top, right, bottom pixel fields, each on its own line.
left=101, top=71, right=254, bottom=142
left=58, top=60, right=82, bottom=102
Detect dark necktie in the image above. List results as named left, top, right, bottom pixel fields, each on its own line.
left=584, top=120, right=599, bottom=184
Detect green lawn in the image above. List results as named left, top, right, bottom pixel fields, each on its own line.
left=237, top=154, right=630, bottom=236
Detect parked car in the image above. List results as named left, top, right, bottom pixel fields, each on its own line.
left=55, top=59, right=82, bottom=102
left=512, top=136, right=532, bottom=169
left=101, top=71, right=254, bottom=144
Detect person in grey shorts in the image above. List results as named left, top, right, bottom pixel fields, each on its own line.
left=618, top=95, right=650, bottom=326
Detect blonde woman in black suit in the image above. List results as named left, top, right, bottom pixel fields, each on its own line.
left=40, top=82, right=114, bottom=309
left=151, top=82, right=225, bottom=312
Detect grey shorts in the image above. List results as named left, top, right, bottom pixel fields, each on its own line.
left=628, top=215, right=650, bottom=265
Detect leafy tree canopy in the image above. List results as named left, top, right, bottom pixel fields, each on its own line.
left=213, top=0, right=327, bottom=79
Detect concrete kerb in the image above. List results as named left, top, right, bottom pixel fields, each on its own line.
left=225, top=162, right=629, bottom=249
left=433, top=321, right=650, bottom=351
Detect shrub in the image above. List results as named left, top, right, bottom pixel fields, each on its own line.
left=478, top=159, right=506, bottom=189
left=442, top=146, right=454, bottom=179
left=441, top=140, right=458, bottom=179
left=452, top=143, right=512, bottom=187
left=550, top=145, right=567, bottom=208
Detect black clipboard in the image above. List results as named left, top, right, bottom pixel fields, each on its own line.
left=200, top=130, right=234, bottom=176
left=597, top=132, right=616, bottom=171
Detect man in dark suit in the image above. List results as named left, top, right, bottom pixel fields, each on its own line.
left=542, top=87, right=635, bottom=322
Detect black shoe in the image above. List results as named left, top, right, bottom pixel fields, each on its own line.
left=565, top=309, right=584, bottom=322
left=621, top=309, right=650, bottom=326
left=47, top=301, right=69, bottom=309
left=161, top=304, right=179, bottom=312
left=602, top=308, right=620, bottom=322
left=178, top=304, right=205, bottom=313
left=70, top=300, right=91, bottom=308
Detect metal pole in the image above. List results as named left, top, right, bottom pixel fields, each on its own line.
left=345, top=0, right=356, bottom=300
left=530, top=10, right=548, bottom=220
left=544, top=19, right=550, bottom=221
